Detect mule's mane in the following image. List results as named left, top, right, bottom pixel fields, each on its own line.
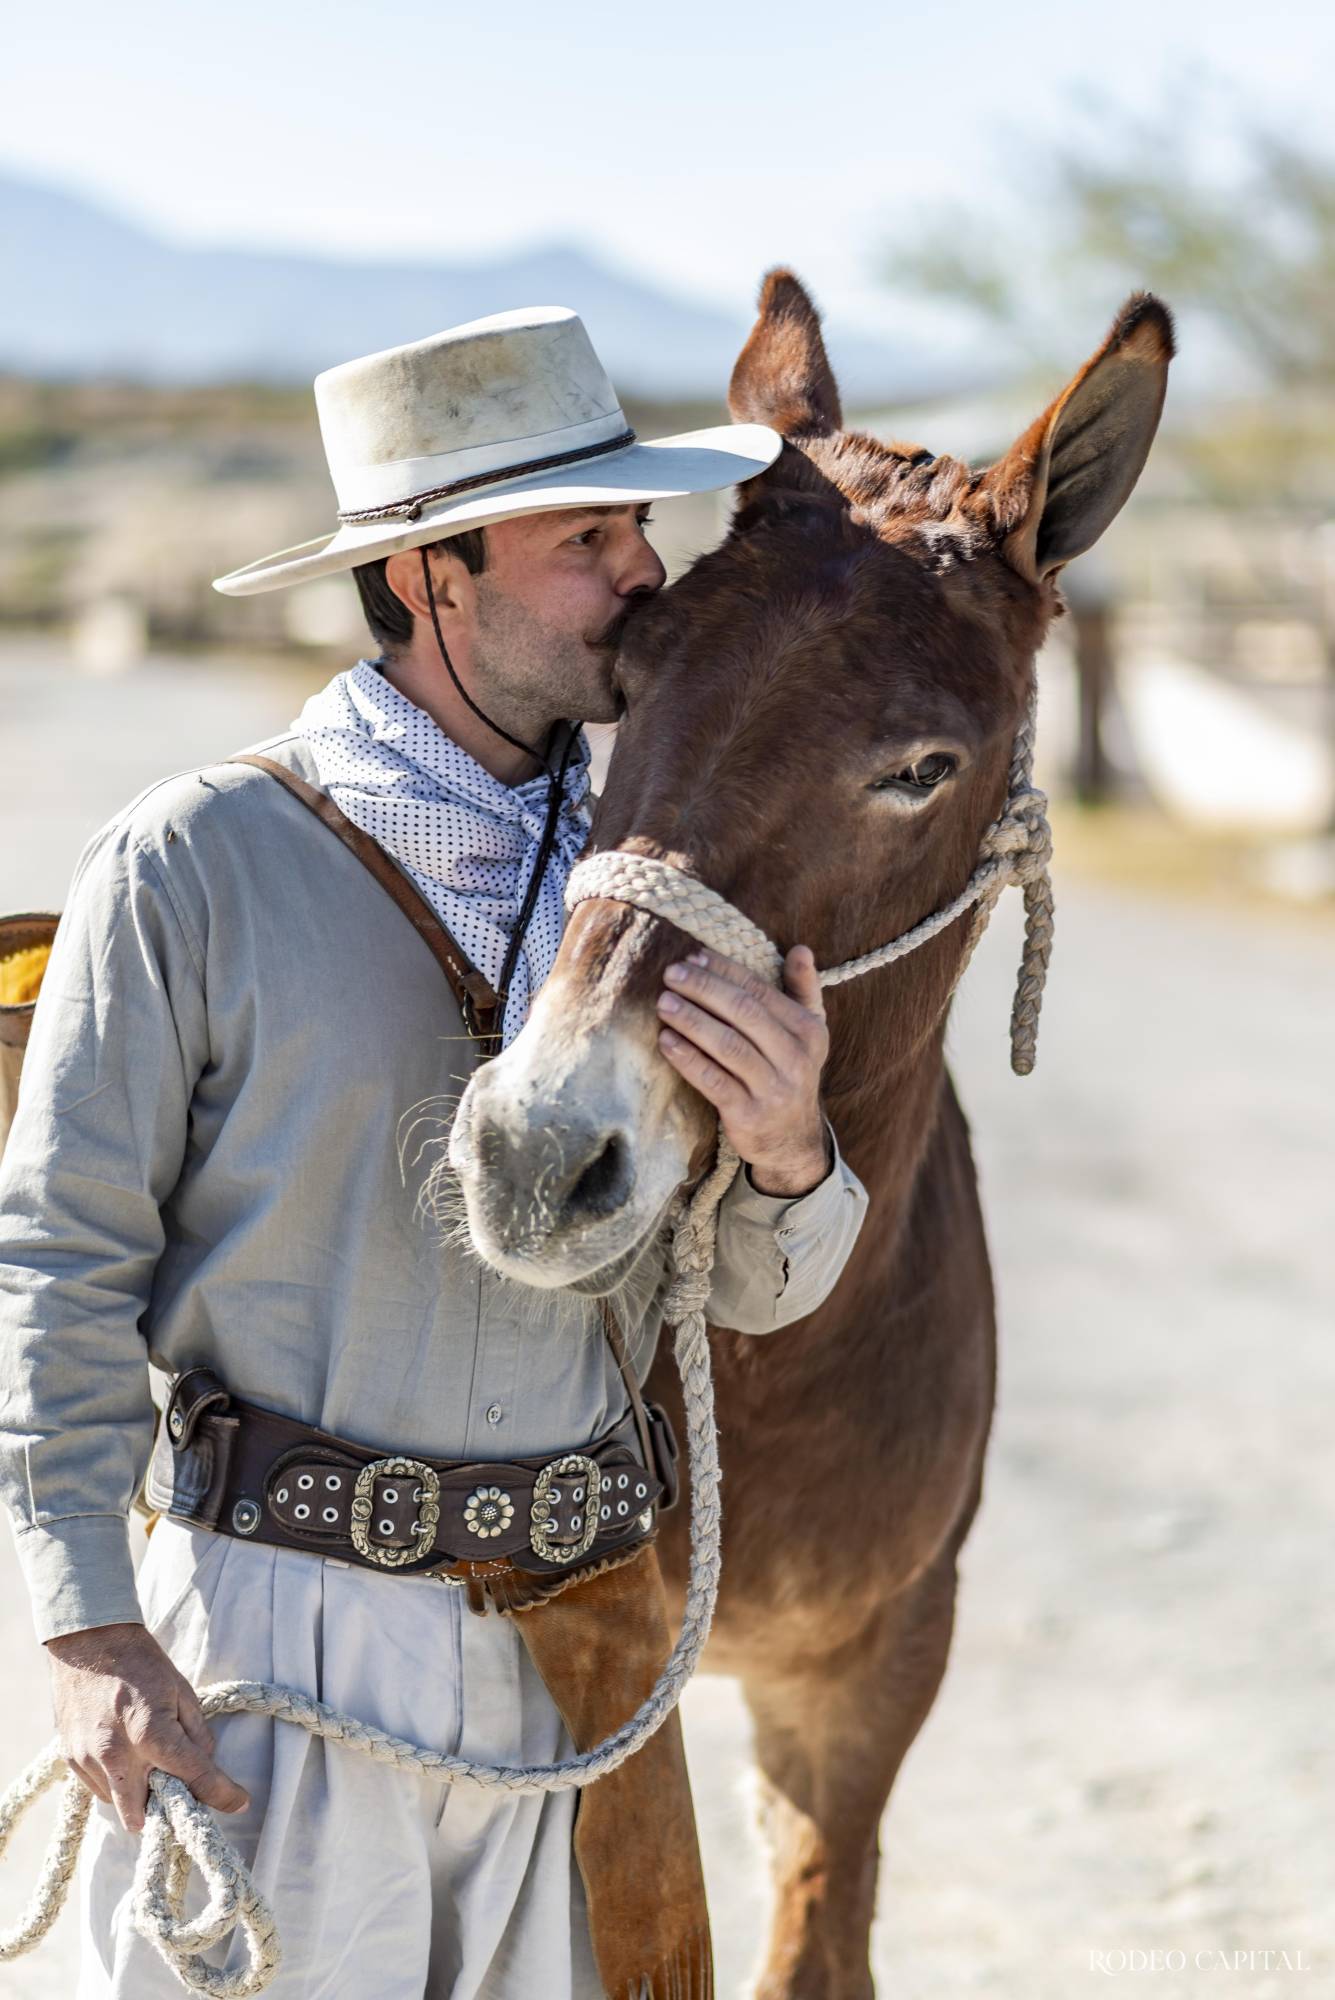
left=813, top=432, right=976, bottom=523
left=734, top=431, right=995, bottom=587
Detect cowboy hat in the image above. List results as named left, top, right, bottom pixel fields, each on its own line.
left=212, top=305, right=783, bottom=596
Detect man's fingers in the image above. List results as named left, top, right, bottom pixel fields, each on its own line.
left=67, top=1755, right=111, bottom=1807
left=656, top=991, right=777, bottom=1093
left=664, top=949, right=824, bottom=1064
left=658, top=1027, right=746, bottom=1114
left=102, top=1759, right=148, bottom=1835
left=156, top=1731, right=250, bottom=1815
left=783, top=945, right=825, bottom=1014
left=177, top=1687, right=216, bottom=1760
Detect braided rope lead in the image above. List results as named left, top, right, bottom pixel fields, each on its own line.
left=565, top=688, right=1054, bottom=1078
left=0, top=1747, right=92, bottom=1957
left=0, top=1147, right=737, bottom=1995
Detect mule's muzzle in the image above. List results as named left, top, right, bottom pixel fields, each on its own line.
left=449, top=1060, right=653, bottom=1279
left=480, top=1103, right=635, bottom=1237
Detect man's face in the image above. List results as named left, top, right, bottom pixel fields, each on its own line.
left=443, top=502, right=666, bottom=726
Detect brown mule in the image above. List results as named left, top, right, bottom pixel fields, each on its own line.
left=559, top=272, right=1172, bottom=1997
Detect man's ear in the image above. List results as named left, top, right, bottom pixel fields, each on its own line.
left=385, top=542, right=470, bottom=622
left=728, top=268, right=843, bottom=440
left=982, top=292, right=1175, bottom=584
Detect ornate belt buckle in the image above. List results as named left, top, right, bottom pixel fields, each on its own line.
left=350, top=1455, right=440, bottom=1569
left=530, top=1453, right=601, bottom=1564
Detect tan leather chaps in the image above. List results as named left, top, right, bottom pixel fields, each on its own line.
left=511, top=1545, right=712, bottom=2000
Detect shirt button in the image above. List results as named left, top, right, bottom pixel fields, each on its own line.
left=486, top=1403, right=503, bottom=1426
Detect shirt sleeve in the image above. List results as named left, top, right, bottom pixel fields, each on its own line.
left=0, top=821, right=208, bottom=1641
left=704, top=1117, right=868, bottom=1334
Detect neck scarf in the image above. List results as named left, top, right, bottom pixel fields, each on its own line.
left=296, top=661, right=592, bottom=1046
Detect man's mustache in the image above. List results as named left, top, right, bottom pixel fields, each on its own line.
left=586, top=593, right=654, bottom=656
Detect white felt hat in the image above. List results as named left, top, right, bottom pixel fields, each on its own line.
left=213, top=306, right=782, bottom=596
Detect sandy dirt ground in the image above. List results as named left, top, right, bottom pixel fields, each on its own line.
left=1, top=647, right=1332, bottom=1997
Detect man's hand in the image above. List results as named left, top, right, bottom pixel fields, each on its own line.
left=45, top=1622, right=249, bottom=1834
left=657, top=945, right=831, bottom=1195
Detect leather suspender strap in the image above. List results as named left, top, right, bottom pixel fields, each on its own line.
left=599, top=1299, right=658, bottom=1484
left=225, top=753, right=504, bottom=1049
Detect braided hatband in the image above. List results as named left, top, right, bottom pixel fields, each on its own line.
left=337, top=428, right=637, bottom=525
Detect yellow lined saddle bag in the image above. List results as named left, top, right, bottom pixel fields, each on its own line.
left=0, top=911, right=58, bottom=1158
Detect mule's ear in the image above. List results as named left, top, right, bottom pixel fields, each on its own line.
left=984, top=292, right=1175, bottom=583
left=728, top=268, right=843, bottom=439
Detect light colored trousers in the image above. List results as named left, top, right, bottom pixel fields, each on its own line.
left=77, top=1519, right=604, bottom=1999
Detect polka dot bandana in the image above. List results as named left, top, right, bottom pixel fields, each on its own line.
left=296, top=662, right=592, bottom=1046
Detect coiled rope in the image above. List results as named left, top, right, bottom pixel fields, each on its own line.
left=0, top=1148, right=733, bottom=1995
left=0, top=693, right=1051, bottom=1993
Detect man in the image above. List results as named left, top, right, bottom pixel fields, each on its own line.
left=0, top=306, right=868, bottom=1996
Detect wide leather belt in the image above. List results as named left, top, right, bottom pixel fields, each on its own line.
left=145, top=1367, right=679, bottom=1587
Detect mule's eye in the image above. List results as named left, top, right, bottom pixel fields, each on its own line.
left=871, top=753, right=957, bottom=795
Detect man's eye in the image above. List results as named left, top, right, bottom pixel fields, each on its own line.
left=569, top=513, right=653, bottom=548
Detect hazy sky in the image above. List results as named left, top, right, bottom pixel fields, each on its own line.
left=7, top=0, right=1335, bottom=349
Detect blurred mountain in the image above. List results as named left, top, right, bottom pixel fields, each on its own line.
left=0, top=171, right=947, bottom=406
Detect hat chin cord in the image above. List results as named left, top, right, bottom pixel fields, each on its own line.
left=417, top=546, right=579, bottom=1030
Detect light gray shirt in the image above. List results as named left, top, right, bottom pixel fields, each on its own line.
left=0, top=733, right=868, bottom=1642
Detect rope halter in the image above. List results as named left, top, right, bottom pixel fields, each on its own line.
left=566, top=687, right=1055, bottom=1076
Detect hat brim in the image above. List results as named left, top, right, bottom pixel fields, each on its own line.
left=212, top=422, right=783, bottom=597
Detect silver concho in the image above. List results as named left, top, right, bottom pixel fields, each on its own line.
left=350, top=1456, right=439, bottom=1568
left=530, top=1454, right=600, bottom=1564
left=463, top=1485, right=515, bottom=1539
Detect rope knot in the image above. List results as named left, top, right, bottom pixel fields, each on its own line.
left=980, top=784, right=1051, bottom=886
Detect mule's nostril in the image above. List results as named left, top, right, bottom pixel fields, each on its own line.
left=567, top=1133, right=632, bottom=1221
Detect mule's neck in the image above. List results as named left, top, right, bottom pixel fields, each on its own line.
left=821, top=952, right=961, bottom=1224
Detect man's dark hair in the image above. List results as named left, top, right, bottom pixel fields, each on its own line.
left=352, top=529, right=489, bottom=650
